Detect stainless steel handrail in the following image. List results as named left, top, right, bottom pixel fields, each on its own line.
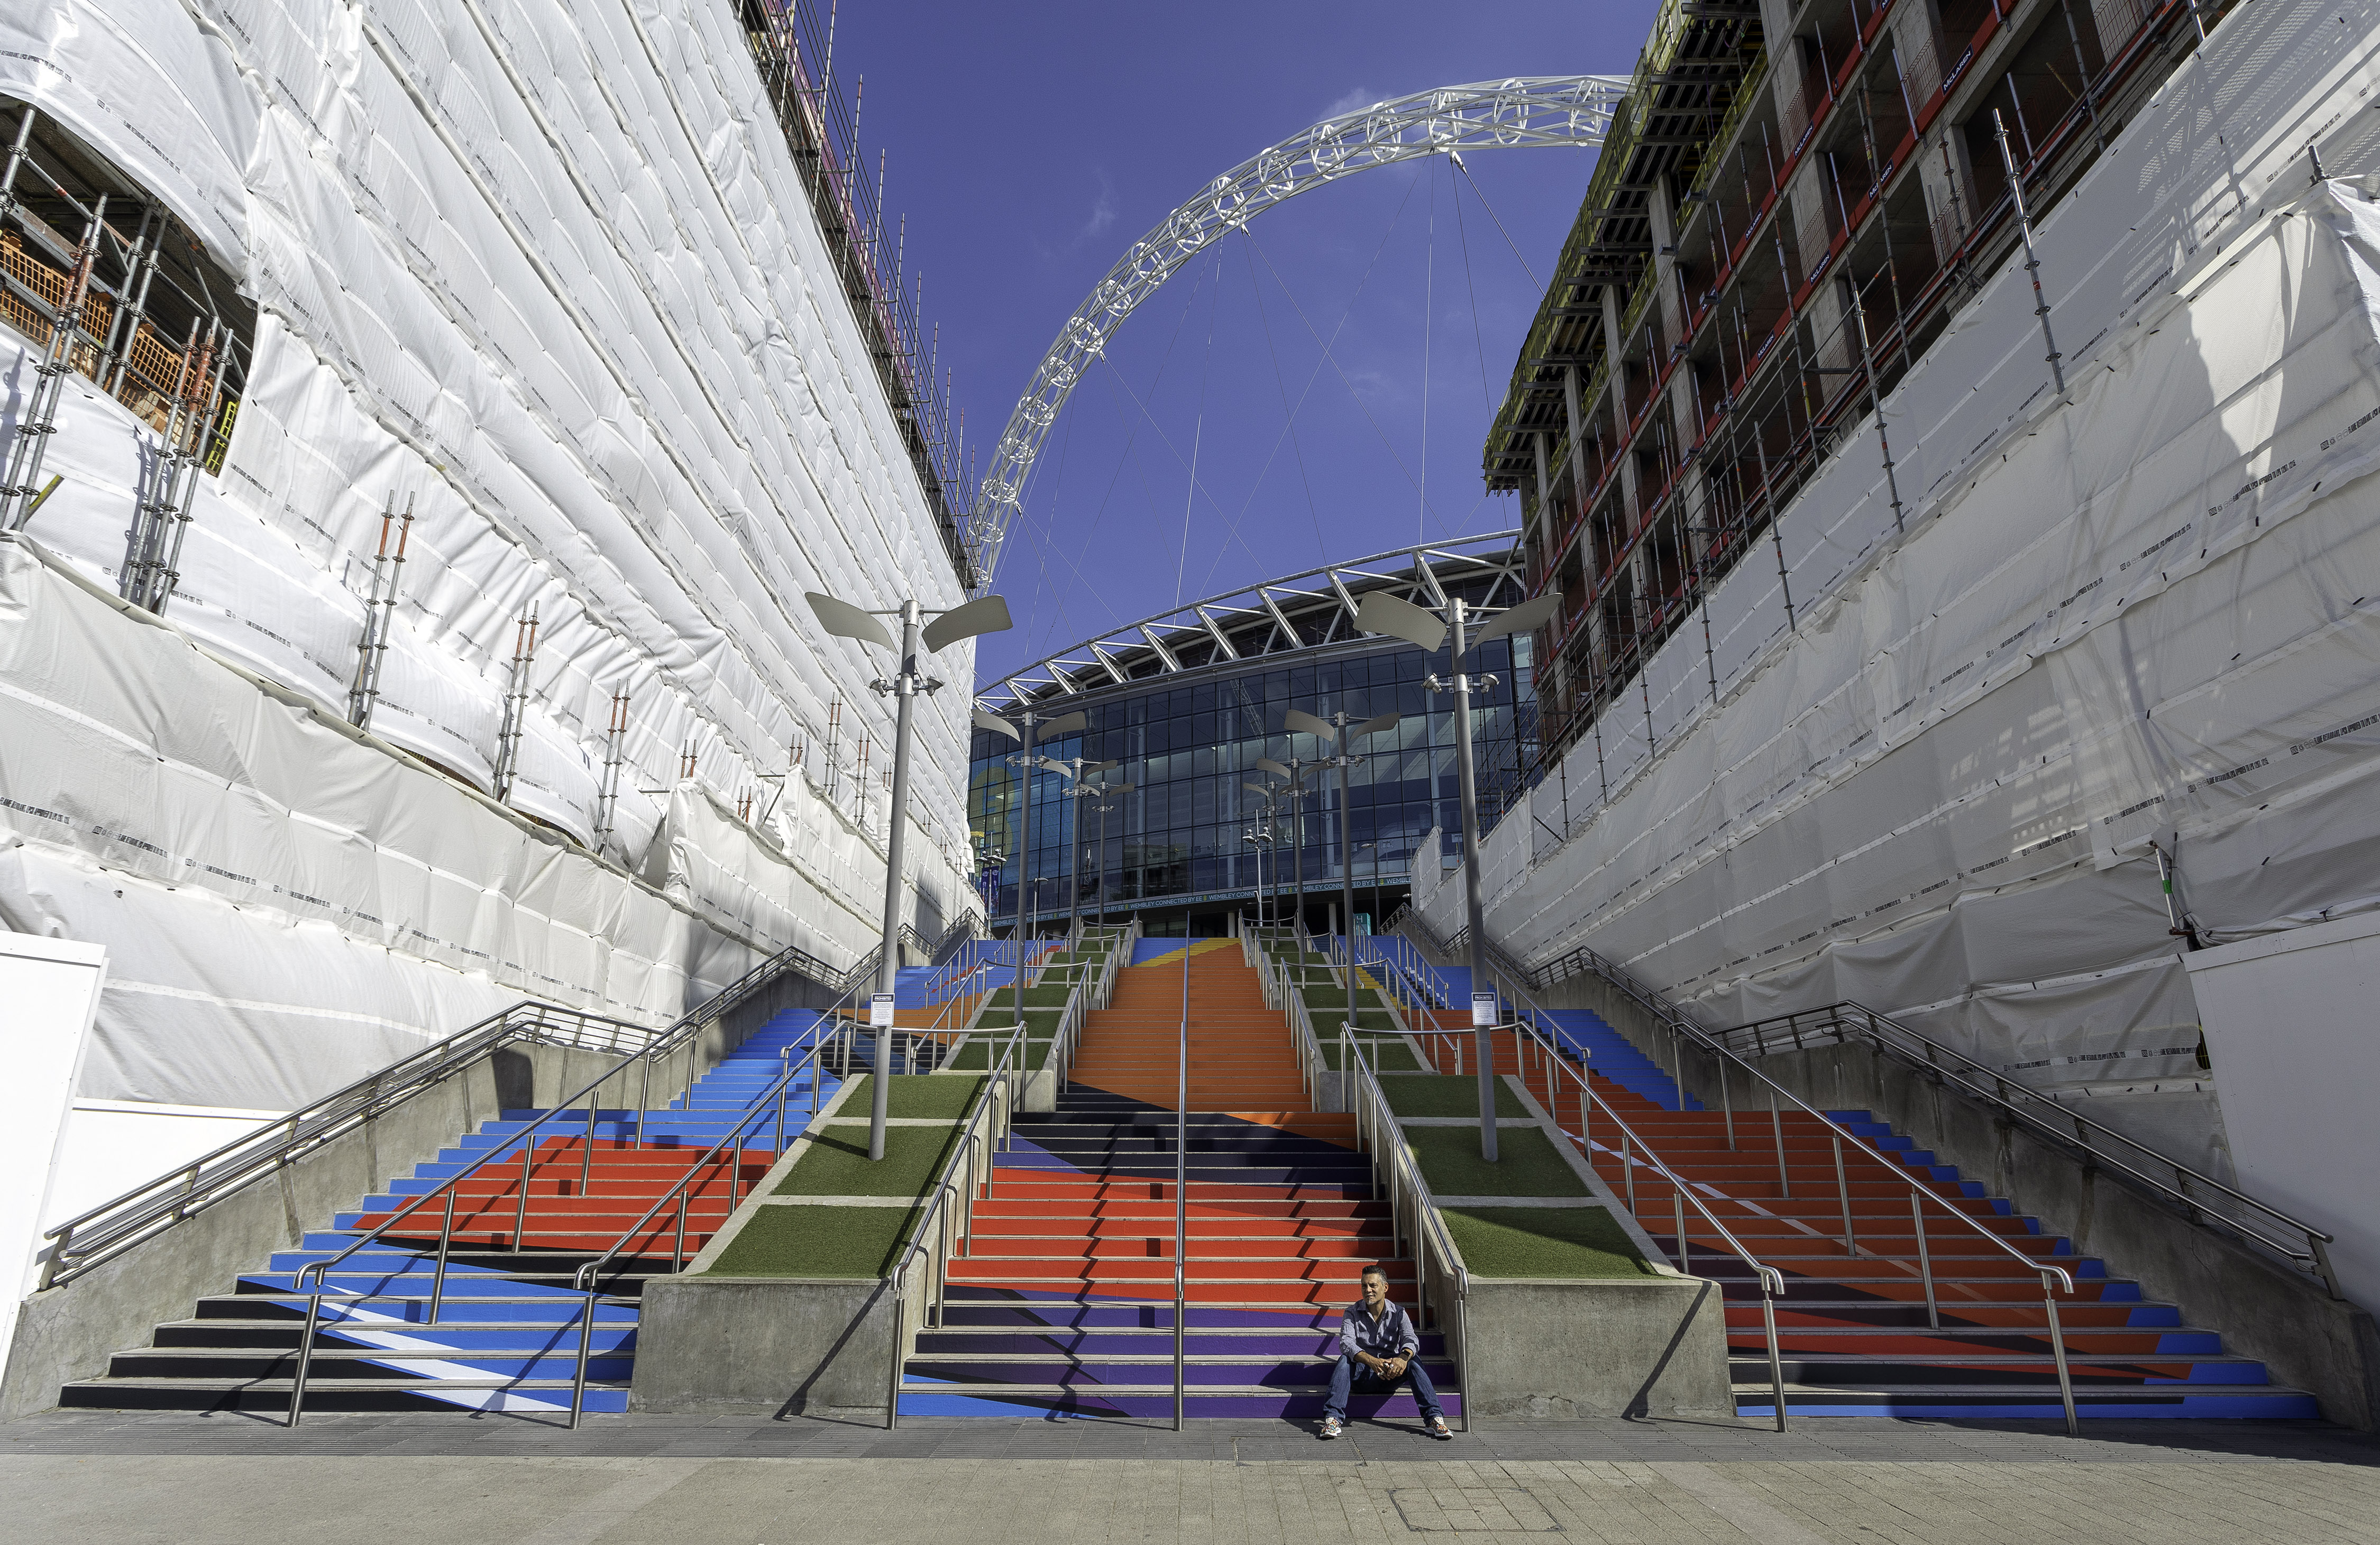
left=1174, top=928, right=1189, bottom=1430
left=1337, top=1026, right=1476, bottom=1432
left=1716, top=999, right=2341, bottom=1295
left=561, top=1021, right=849, bottom=1423
left=1490, top=964, right=2085, bottom=1433
left=882, top=1061, right=1019, bottom=1428
left=282, top=1044, right=652, bottom=1425
left=38, top=1001, right=662, bottom=1290
left=1442, top=1015, right=1799, bottom=1429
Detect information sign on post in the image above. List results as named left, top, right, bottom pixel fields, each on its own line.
left=870, top=992, right=895, bottom=1028
left=1471, top=991, right=1498, bottom=1028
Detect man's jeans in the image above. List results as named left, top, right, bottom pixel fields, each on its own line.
left=1325, top=1353, right=1444, bottom=1422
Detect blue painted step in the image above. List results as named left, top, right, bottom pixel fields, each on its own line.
left=62, top=1005, right=842, bottom=1416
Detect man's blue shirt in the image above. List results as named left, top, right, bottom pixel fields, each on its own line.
left=1339, top=1298, right=1419, bottom=1362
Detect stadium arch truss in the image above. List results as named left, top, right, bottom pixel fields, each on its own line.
left=962, top=77, right=1628, bottom=589
left=976, top=532, right=1528, bottom=713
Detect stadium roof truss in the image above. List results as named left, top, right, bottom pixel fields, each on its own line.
left=977, top=532, right=1527, bottom=713
left=963, top=76, right=1627, bottom=590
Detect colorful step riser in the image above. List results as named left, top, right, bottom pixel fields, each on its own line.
left=62, top=1013, right=837, bottom=1412
left=896, top=1388, right=1458, bottom=1419
left=1565, top=1078, right=2304, bottom=1414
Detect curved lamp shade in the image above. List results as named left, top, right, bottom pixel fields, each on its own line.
left=805, top=592, right=894, bottom=651
left=1354, top=591, right=1447, bottom=652
left=1470, top=592, right=1562, bottom=646
left=973, top=709, right=1022, bottom=742
left=922, top=595, right=1013, bottom=652
left=1283, top=709, right=1336, bottom=740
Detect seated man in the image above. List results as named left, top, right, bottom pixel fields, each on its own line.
left=1319, top=1263, right=1452, bottom=1440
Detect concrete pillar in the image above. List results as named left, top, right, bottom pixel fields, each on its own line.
left=1531, top=431, right=1555, bottom=556
left=1888, top=0, right=1948, bottom=104
left=1599, top=285, right=1630, bottom=436
left=1647, top=180, right=1685, bottom=345
left=1805, top=271, right=1853, bottom=375
left=1917, top=124, right=1979, bottom=267
left=1563, top=365, right=1590, bottom=507
left=1786, top=158, right=1832, bottom=286
left=1760, top=0, right=1811, bottom=145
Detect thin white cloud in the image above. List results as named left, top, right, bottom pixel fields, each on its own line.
left=1321, top=86, right=1374, bottom=120
left=1079, top=171, right=1117, bottom=240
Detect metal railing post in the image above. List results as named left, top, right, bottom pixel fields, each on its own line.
left=1760, top=1278, right=1788, bottom=1432
left=1911, top=1192, right=1939, bottom=1329
left=2042, top=1273, right=2079, bottom=1436
left=1719, top=1055, right=1735, bottom=1149
left=427, top=1188, right=457, bottom=1323
left=286, top=1270, right=327, bottom=1428
left=569, top=1289, right=597, bottom=1429
left=1831, top=1134, right=1857, bottom=1256
left=1766, top=1068, right=1799, bottom=1187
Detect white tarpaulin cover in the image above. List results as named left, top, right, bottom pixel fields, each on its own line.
left=0, top=0, right=981, bottom=1105
left=1427, top=0, right=2380, bottom=1161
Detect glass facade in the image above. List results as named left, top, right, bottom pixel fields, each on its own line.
left=969, top=634, right=1533, bottom=930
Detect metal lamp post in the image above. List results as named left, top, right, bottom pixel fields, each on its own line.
left=1256, top=757, right=1319, bottom=933
left=1354, top=588, right=1560, bottom=1162
left=805, top=590, right=1013, bottom=1163
left=1240, top=823, right=1274, bottom=927
left=974, top=706, right=1087, bottom=1054
left=1086, top=782, right=1134, bottom=927
left=1050, top=757, right=1121, bottom=939
left=1242, top=778, right=1287, bottom=925
left=1287, top=707, right=1400, bottom=979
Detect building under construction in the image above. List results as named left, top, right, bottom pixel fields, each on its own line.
left=1454, top=0, right=2380, bottom=1309
left=0, top=0, right=980, bottom=1228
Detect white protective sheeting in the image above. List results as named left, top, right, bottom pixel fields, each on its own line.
left=0, top=536, right=953, bottom=1108
left=1435, top=1, right=2380, bottom=1148
left=0, top=0, right=983, bottom=1105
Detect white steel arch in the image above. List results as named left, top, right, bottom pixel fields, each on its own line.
left=964, top=76, right=1628, bottom=589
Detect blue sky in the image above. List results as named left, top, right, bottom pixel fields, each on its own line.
left=825, top=1, right=1662, bottom=685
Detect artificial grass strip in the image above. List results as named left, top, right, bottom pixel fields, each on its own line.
left=702, top=1203, right=922, bottom=1277
left=835, top=1074, right=986, bottom=1119
left=941, top=1035, right=1054, bottom=1070
left=1403, top=1124, right=1589, bottom=1198
left=1318, top=1039, right=1424, bottom=1072
left=1441, top=1206, right=1655, bottom=1280
left=774, top=1123, right=963, bottom=1198
left=1384, top=1074, right=1531, bottom=1118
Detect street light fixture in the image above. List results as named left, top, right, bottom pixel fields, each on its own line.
left=974, top=704, right=1087, bottom=1057
left=1354, top=587, right=1560, bottom=1162
left=1084, top=781, right=1134, bottom=927
left=1286, top=707, right=1400, bottom=980
left=1255, top=756, right=1320, bottom=932
left=1242, top=779, right=1287, bottom=924
left=1049, top=757, right=1121, bottom=939
left=805, top=588, right=1012, bottom=1163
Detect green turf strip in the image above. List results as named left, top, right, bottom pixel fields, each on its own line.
left=1440, top=1206, right=1655, bottom=1279
left=1404, top=1125, right=1588, bottom=1197
left=834, top=1074, right=985, bottom=1119
left=774, top=1123, right=962, bottom=1198
left=701, top=1203, right=922, bottom=1277
left=1316, top=1039, right=1424, bottom=1072
left=940, top=1035, right=1052, bottom=1070
left=1384, top=1075, right=1531, bottom=1118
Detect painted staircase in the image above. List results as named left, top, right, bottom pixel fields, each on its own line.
left=1438, top=969, right=2322, bottom=1421
left=901, top=943, right=1459, bottom=1419
left=58, top=1007, right=841, bottom=1413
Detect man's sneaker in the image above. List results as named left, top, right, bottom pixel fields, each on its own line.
left=1317, top=1416, right=1343, bottom=1440
left=1426, top=1415, right=1454, bottom=1440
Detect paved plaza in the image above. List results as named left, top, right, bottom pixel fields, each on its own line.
left=6, top=1411, right=2377, bottom=1542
